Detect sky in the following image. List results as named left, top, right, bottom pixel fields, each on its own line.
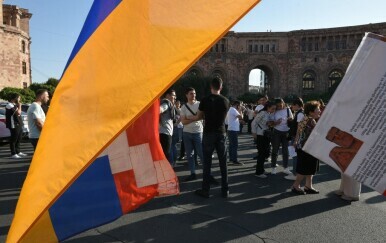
left=4, top=0, right=386, bottom=85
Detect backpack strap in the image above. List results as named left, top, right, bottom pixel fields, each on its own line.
left=184, top=103, right=197, bottom=116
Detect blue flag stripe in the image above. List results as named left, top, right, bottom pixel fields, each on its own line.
left=49, top=156, right=122, bottom=241
left=61, top=0, right=122, bottom=77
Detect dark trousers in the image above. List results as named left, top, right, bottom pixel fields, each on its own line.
left=202, top=132, right=228, bottom=193
left=159, top=133, right=172, bottom=163
left=179, top=136, right=185, bottom=158
left=271, top=129, right=289, bottom=168
left=227, top=130, right=239, bottom=162
left=30, top=138, right=39, bottom=151
left=10, top=127, right=23, bottom=155
left=256, top=135, right=270, bottom=175
left=247, top=119, right=253, bottom=133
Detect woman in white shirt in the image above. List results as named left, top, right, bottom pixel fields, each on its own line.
left=270, top=98, right=293, bottom=175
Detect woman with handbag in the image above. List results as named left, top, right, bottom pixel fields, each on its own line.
left=291, top=101, right=321, bottom=195
left=252, top=102, right=276, bottom=178
left=270, top=98, right=293, bottom=175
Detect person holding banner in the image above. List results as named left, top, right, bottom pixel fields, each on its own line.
left=291, top=101, right=321, bottom=195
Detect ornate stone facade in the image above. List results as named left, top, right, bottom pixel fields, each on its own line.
left=187, top=22, right=386, bottom=98
left=0, top=1, right=32, bottom=90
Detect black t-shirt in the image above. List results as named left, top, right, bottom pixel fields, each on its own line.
left=199, top=94, right=229, bottom=133
left=5, top=103, right=23, bottom=129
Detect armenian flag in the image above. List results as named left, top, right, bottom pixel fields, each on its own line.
left=7, top=0, right=261, bottom=242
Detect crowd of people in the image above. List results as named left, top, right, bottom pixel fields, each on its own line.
left=158, top=77, right=361, bottom=201
left=4, top=82, right=360, bottom=202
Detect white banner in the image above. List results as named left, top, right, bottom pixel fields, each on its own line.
left=303, top=33, right=386, bottom=196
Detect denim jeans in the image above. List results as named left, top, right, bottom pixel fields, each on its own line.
left=201, top=132, right=228, bottom=193
left=183, top=132, right=203, bottom=174
left=169, top=128, right=181, bottom=166
left=227, top=130, right=239, bottom=162
left=271, top=129, right=289, bottom=168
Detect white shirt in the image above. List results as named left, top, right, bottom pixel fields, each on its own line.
left=180, top=101, right=203, bottom=133
left=297, top=111, right=304, bottom=122
left=273, top=108, right=292, bottom=132
left=227, top=107, right=240, bottom=131
left=27, top=102, right=46, bottom=138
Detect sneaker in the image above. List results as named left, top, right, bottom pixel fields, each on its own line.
left=271, top=167, right=277, bottom=175
left=341, top=194, right=359, bottom=202
left=254, top=174, right=267, bottom=178
left=184, top=174, right=196, bottom=182
left=11, top=154, right=21, bottom=159
left=284, top=174, right=296, bottom=180
left=195, top=189, right=210, bottom=198
left=18, top=152, right=27, bottom=157
left=283, top=168, right=292, bottom=175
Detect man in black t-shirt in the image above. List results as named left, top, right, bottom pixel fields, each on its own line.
left=191, top=77, right=230, bottom=198
left=5, top=93, right=26, bottom=159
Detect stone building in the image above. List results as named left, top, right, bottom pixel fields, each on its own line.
left=0, top=0, right=32, bottom=90
left=186, top=22, right=386, bottom=98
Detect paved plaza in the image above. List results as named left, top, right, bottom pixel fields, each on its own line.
left=0, top=133, right=385, bottom=243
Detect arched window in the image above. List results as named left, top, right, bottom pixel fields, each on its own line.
left=302, top=71, right=315, bottom=90
left=328, top=70, right=343, bottom=88
left=21, top=40, right=26, bottom=53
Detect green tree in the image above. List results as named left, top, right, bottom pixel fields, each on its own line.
left=0, top=78, right=59, bottom=104
left=0, top=87, right=35, bottom=103
left=45, top=78, right=59, bottom=88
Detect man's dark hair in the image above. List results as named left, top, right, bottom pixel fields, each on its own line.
left=185, top=87, right=195, bottom=95
left=36, top=89, right=48, bottom=98
left=163, top=89, right=175, bottom=97
left=292, top=97, right=304, bottom=107
left=232, top=100, right=241, bottom=107
left=211, top=77, right=223, bottom=91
